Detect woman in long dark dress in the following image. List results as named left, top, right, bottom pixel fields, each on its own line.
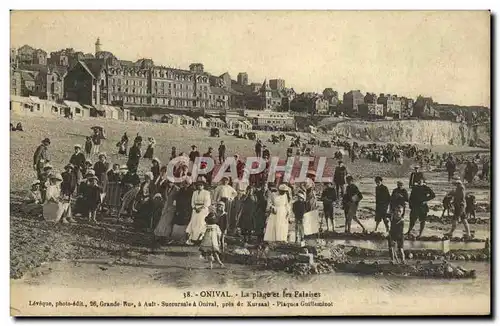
left=143, top=137, right=155, bottom=160
left=151, top=158, right=161, bottom=181
left=172, top=178, right=194, bottom=237
left=118, top=132, right=129, bottom=155
left=133, top=172, right=154, bottom=231
left=239, top=186, right=258, bottom=243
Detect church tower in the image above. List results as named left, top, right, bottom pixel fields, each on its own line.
left=260, top=79, right=272, bottom=110
left=95, top=37, right=102, bottom=54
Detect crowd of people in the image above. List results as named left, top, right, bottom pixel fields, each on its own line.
left=25, top=129, right=488, bottom=266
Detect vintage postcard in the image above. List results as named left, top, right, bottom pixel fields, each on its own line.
left=9, top=10, right=491, bottom=316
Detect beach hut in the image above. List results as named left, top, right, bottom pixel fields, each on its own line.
left=197, top=116, right=209, bottom=128
left=10, top=95, right=29, bottom=114
left=169, top=114, right=181, bottom=126
left=182, top=115, right=195, bottom=127
left=63, top=100, right=90, bottom=119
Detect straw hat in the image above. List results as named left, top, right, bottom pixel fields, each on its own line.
left=278, top=184, right=288, bottom=192
left=119, top=165, right=128, bottom=171
left=74, top=144, right=82, bottom=149
left=31, top=180, right=41, bottom=186
left=87, top=175, right=99, bottom=182
left=152, top=157, right=160, bottom=164
left=85, top=169, right=96, bottom=177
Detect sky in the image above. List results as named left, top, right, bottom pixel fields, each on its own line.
left=10, top=10, right=490, bottom=107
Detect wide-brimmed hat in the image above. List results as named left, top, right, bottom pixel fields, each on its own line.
left=413, top=165, right=420, bottom=169
left=119, top=165, right=128, bottom=171
left=278, top=184, right=288, bottom=191
left=64, top=163, right=74, bottom=170
left=31, top=180, right=41, bottom=186
left=196, top=176, right=206, bottom=185
left=48, top=173, right=63, bottom=181
left=85, top=169, right=96, bottom=177
left=152, top=157, right=160, bottom=164
left=42, top=138, right=50, bottom=144
left=85, top=159, right=92, bottom=165
left=74, top=144, right=82, bottom=149
left=87, top=175, right=99, bottom=182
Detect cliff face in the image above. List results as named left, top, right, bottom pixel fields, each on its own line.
left=330, top=120, right=490, bottom=148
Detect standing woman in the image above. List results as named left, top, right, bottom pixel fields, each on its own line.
left=264, top=184, right=291, bottom=243
left=151, top=158, right=161, bottom=181
left=185, top=178, right=211, bottom=245
left=143, top=137, right=156, bottom=160
left=132, top=172, right=154, bottom=231
left=43, top=173, right=70, bottom=224
left=118, top=132, right=129, bottom=156
left=172, top=178, right=194, bottom=239
left=154, top=179, right=180, bottom=242
left=93, top=153, right=110, bottom=205
left=127, top=141, right=142, bottom=172
left=239, top=186, right=258, bottom=243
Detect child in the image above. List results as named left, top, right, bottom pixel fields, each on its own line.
left=388, top=205, right=406, bottom=264
left=39, top=164, right=53, bottom=202
left=84, top=136, right=92, bottom=157
left=83, top=175, right=102, bottom=224
left=465, top=194, right=476, bottom=220
left=199, top=213, right=225, bottom=269
left=293, top=192, right=306, bottom=244
left=23, top=180, right=43, bottom=216
left=441, top=193, right=453, bottom=219
left=215, top=201, right=228, bottom=251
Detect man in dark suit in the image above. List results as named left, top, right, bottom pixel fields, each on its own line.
left=409, top=166, right=424, bottom=189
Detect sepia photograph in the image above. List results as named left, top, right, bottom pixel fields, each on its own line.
left=8, top=10, right=491, bottom=316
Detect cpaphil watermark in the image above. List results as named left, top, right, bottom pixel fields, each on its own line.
left=165, top=156, right=334, bottom=184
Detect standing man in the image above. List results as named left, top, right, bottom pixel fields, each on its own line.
left=255, top=140, right=262, bottom=158
left=343, top=175, right=367, bottom=233
left=218, top=141, right=226, bottom=164
left=444, top=180, right=471, bottom=238
left=69, top=144, right=86, bottom=183
left=390, top=181, right=409, bottom=217
left=189, top=145, right=200, bottom=164
left=445, top=155, right=456, bottom=182
left=33, top=138, right=50, bottom=181
left=202, top=147, right=214, bottom=185
left=409, top=165, right=424, bottom=189
left=321, top=182, right=337, bottom=231
left=333, top=160, right=348, bottom=200
left=374, top=176, right=390, bottom=232
left=407, top=179, right=436, bottom=238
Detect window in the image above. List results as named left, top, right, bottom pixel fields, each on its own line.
left=168, top=83, right=171, bottom=88
left=132, top=88, right=135, bottom=94
left=75, top=108, right=81, bottom=114
left=126, top=80, right=129, bottom=85
left=173, top=84, right=176, bottom=89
